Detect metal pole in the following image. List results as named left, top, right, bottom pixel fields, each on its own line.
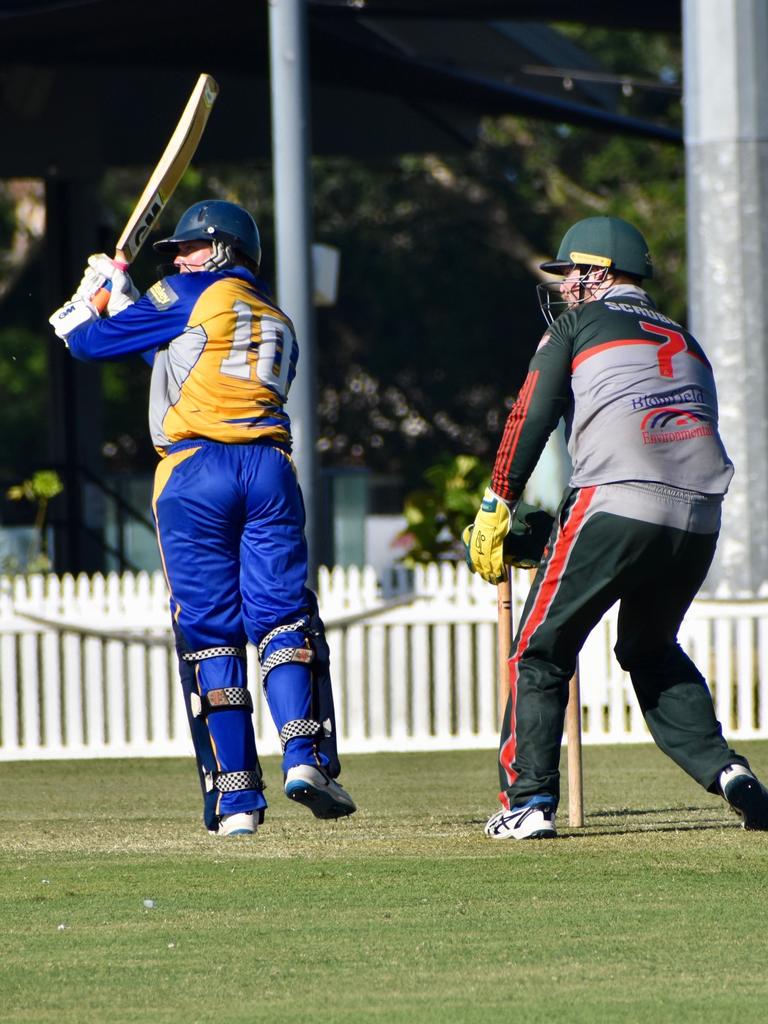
left=683, top=0, right=768, bottom=594
left=268, top=0, right=318, bottom=577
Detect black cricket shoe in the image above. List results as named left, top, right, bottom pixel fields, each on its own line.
left=720, top=765, right=768, bottom=830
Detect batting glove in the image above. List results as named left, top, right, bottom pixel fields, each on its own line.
left=86, top=253, right=140, bottom=316
left=462, top=487, right=512, bottom=584
left=75, top=263, right=106, bottom=306
left=48, top=296, right=97, bottom=343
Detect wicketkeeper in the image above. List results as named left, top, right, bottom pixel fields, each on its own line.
left=464, top=215, right=768, bottom=840
left=49, top=199, right=356, bottom=836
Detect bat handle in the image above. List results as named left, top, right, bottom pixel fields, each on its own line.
left=90, top=256, right=129, bottom=314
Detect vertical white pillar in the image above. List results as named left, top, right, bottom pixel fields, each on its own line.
left=684, top=0, right=768, bottom=593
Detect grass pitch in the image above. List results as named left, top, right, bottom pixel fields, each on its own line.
left=1, top=742, right=767, bottom=1024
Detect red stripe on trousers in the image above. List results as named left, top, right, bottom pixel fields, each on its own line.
left=498, top=485, right=596, bottom=808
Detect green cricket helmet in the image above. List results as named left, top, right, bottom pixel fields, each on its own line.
left=537, top=216, right=653, bottom=324
left=540, top=216, right=653, bottom=279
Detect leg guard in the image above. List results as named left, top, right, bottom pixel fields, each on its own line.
left=174, top=624, right=267, bottom=831
left=305, top=589, right=341, bottom=778
left=257, top=589, right=341, bottom=777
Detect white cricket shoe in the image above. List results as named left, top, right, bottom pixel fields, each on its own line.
left=212, top=812, right=257, bottom=837
left=484, top=798, right=557, bottom=840
left=284, top=764, right=357, bottom=819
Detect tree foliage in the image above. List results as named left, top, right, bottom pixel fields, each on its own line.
left=5, top=468, right=62, bottom=571
left=397, top=454, right=492, bottom=566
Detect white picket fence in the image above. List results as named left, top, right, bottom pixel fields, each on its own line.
left=0, top=565, right=767, bottom=761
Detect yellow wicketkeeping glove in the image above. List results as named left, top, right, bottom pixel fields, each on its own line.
left=461, top=487, right=512, bottom=584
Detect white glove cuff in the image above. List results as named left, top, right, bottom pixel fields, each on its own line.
left=48, top=298, right=97, bottom=340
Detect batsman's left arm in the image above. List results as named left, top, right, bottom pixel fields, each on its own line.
left=49, top=278, right=195, bottom=363
left=54, top=298, right=174, bottom=362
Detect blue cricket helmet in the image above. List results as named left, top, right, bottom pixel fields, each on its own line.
left=153, top=199, right=261, bottom=268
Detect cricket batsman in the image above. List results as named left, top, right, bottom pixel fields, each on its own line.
left=464, top=215, right=768, bottom=839
left=49, top=199, right=356, bottom=836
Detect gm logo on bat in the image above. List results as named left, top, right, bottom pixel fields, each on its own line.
left=127, top=195, right=164, bottom=259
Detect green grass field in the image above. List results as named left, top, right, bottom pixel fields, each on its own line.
left=2, top=742, right=767, bottom=1024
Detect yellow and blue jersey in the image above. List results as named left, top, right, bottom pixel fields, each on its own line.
left=66, top=267, right=297, bottom=453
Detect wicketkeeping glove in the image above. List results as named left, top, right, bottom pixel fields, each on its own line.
left=500, top=502, right=555, bottom=570
left=83, top=253, right=140, bottom=316
left=461, top=487, right=512, bottom=584
left=463, top=497, right=556, bottom=583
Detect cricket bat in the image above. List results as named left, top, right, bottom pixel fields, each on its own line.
left=497, top=577, right=513, bottom=719
left=91, top=72, right=219, bottom=311
left=566, top=668, right=584, bottom=826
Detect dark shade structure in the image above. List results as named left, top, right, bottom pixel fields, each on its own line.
left=0, top=0, right=680, bottom=177
left=0, top=0, right=681, bottom=571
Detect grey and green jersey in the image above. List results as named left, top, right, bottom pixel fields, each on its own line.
left=491, top=285, right=733, bottom=502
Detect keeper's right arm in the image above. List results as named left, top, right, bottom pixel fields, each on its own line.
left=490, top=322, right=573, bottom=502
